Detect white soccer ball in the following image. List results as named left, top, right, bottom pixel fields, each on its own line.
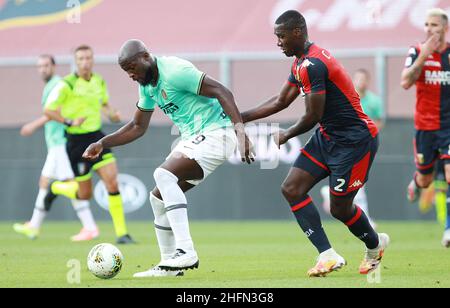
left=87, top=243, right=124, bottom=279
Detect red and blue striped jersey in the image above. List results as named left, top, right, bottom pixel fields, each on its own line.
left=405, top=43, right=450, bottom=131
left=288, top=43, right=378, bottom=145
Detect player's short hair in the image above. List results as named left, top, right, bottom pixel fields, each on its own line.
left=427, top=8, right=448, bottom=25
left=38, top=54, right=56, bottom=65
left=74, top=44, right=93, bottom=54
left=275, top=10, right=308, bottom=37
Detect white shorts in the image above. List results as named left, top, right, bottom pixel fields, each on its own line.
left=167, top=127, right=237, bottom=185
left=41, top=145, right=74, bottom=180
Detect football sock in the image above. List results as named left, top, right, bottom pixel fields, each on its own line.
left=345, top=205, right=379, bottom=249
left=108, top=192, right=128, bottom=237
left=51, top=181, right=79, bottom=199
left=446, top=186, right=450, bottom=230
left=435, top=180, right=447, bottom=226
left=290, top=195, right=332, bottom=254
left=72, top=199, right=97, bottom=231
left=150, top=192, right=175, bottom=261
left=29, top=188, right=48, bottom=229
left=154, top=168, right=194, bottom=253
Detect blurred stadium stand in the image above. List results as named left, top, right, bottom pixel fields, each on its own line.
left=1, top=0, right=449, bottom=221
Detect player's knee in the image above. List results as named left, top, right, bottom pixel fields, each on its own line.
left=104, top=179, right=119, bottom=193
left=153, top=168, right=178, bottom=186
left=329, top=198, right=354, bottom=221
left=444, top=167, right=450, bottom=184
left=416, top=174, right=433, bottom=188
left=330, top=205, right=353, bottom=222
left=281, top=181, right=307, bottom=201
left=77, top=188, right=92, bottom=200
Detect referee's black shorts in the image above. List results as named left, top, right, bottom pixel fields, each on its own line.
left=66, top=130, right=115, bottom=181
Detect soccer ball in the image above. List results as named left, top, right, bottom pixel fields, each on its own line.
left=87, top=243, right=124, bottom=279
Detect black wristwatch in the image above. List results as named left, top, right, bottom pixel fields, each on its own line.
left=63, top=119, right=73, bottom=127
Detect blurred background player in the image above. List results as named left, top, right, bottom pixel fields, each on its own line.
left=417, top=161, right=447, bottom=225
left=401, top=8, right=450, bottom=247
left=353, top=69, right=384, bottom=129
left=43, top=45, right=135, bottom=244
left=242, top=10, right=389, bottom=277
left=13, top=55, right=98, bottom=241
left=83, top=39, right=254, bottom=277
left=320, top=68, right=383, bottom=228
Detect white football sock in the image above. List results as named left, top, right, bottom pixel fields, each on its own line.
left=153, top=168, right=194, bottom=252
left=72, top=200, right=97, bottom=231
left=150, top=192, right=176, bottom=261
left=29, top=188, right=48, bottom=229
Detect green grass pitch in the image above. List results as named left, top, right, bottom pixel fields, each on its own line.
left=1, top=221, right=449, bottom=288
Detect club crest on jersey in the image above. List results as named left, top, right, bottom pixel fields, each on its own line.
left=161, top=89, right=168, bottom=100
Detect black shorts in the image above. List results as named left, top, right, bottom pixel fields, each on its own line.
left=66, top=131, right=115, bottom=181
left=294, top=129, right=378, bottom=197
left=414, top=129, right=450, bottom=175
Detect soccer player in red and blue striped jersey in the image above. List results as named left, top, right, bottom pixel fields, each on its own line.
left=242, top=10, right=389, bottom=276
left=402, top=8, right=450, bottom=248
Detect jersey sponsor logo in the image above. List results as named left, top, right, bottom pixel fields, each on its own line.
left=94, top=173, right=147, bottom=214
left=0, top=0, right=103, bottom=31
left=349, top=179, right=363, bottom=189
left=161, top=102, right=179, bottom=114
left=424, top=60, right=441, bottom=68
left=424, top=70, right=450, bottom=85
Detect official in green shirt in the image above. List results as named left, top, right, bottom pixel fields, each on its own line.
left=44, top=45, right=134, bottom=244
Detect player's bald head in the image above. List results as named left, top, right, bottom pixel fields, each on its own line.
left=118, top=39, right=150, bottom=66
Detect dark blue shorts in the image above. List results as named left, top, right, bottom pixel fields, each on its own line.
left=294, top=129, right=378, bottom=197
left=414, top=129, right=450, bottom=175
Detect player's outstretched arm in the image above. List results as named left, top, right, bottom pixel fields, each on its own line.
left=20, top=115, right=49, bottom=136
left=274, top=93, right=325, bottom=148
left=241, top=82, right=300, bottom=123
left=199, top=75, right=255, bottom=164
left=83, top=109, right=152, bottom=160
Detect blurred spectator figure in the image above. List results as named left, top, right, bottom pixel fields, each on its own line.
left=353, top=69, right=384, bottom=129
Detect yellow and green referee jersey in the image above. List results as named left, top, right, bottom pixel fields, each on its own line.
left=42, top=75, right=66, bottom=148
left=137, top=56, right=232, bottom=140
left=45, top=73, right=109, bottom=135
